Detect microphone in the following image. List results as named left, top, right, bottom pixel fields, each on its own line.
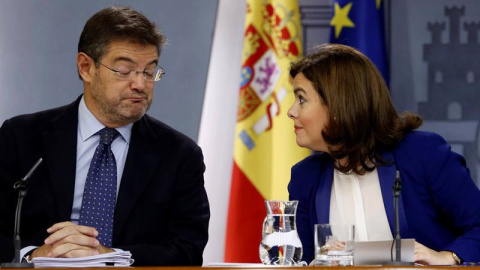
left=383, top=170, right=413, bottom=265
left=1, top=158, right=43, bottom=268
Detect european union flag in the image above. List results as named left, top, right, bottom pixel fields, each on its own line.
left=329, top=0, right=389, bottom=84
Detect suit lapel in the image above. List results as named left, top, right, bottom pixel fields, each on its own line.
left=315, top=157, right=333, bottom=224
left=43, top=98, right=80, bottom=221
left=113, top=116, right=162, bottom=242
left=378, top=151, right=411, bottom=238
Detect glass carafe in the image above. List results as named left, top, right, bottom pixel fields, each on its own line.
left=259, top=200, right=303, bottom=265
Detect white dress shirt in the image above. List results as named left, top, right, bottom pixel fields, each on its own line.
left=330, top=167, right=393, bottom=241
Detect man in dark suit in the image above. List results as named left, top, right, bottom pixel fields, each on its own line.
left=0, top=6, right=210, bottom=266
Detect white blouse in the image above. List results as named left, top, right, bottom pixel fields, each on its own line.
left=329, top=167, right=393, bottom=241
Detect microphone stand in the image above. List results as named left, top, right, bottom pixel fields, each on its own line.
left=383, top=170, right=413, bottom=265
left=1, top=158, right=43, bottom=268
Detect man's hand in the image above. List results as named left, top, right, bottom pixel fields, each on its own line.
left=414, top=241, right=457, bottom=265
left=31, top=222, right=114, bottom=258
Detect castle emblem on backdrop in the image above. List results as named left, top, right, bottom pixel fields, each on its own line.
left=419, top=6, right=480, bottom=183
left=237, top=1, right=301, bottom=150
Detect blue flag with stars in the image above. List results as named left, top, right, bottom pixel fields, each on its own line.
left=329, top=0, right=389, bottom=84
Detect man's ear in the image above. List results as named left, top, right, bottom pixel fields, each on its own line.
left=77, top=53, right=94, bottom=82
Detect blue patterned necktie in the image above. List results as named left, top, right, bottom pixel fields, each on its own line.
left=79, top=127, right=119, bottom=247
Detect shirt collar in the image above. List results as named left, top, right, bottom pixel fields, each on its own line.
left=78, top=96, right=133, bottom=143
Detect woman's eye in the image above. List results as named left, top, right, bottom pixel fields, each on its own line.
left=299, top=96, right=305, bottom=104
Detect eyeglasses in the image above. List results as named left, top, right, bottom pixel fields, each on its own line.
left=89, top=55, right=165, bottom=82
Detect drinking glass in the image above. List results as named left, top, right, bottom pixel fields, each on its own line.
left=314, top=224, right=355, bottom=266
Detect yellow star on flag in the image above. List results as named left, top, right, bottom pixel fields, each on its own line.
left=376, top=0, right=382, bottom=9
left=330, top=2, right=355, bottom=39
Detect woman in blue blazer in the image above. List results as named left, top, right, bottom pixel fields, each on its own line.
left=287, top=44, right=480, bottom=265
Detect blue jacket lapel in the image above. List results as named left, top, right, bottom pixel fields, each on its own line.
left=315, top=157, right=333, bottom=224
left=378, top=151, right=412, bottom=238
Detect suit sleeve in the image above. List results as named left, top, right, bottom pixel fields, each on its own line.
left=0, top=119, right=20, bottom=262
left=419, top=133, right=480, bottom=262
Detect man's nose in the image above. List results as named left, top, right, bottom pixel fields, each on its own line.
left=131, top=72, right=147, bottom=91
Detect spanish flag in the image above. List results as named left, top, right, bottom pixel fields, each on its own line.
left=225, top=0, right=309, bottom=262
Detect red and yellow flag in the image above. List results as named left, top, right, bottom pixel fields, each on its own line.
left=225, top=0, right=309, bottom=262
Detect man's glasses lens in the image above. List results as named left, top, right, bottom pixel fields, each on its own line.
left=89, top=54, right=166, bottom=82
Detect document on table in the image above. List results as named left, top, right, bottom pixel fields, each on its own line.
left=29, top=251, right=134, bottom=267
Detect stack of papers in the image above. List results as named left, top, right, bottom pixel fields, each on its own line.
left=29, top=251, right=134, bottom=267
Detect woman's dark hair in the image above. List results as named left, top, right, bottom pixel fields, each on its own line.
left=290, top=44, right=422, bottom=174
left=78, top=6, right=166, bottom=62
